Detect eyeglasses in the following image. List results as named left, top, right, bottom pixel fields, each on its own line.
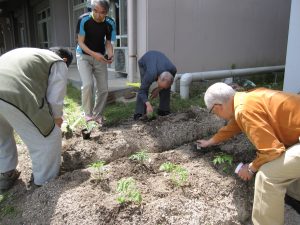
left=209, top=104, right=221, bottom=114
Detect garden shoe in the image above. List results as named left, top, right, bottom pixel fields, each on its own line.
left=0, top=169, right=21, bottom=191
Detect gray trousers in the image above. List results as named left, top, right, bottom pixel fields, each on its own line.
left=135, top=64, right=171, bottom=115
left=76, top=53, right=108, bottom=118
left=0, top=100, right=61, bottom=185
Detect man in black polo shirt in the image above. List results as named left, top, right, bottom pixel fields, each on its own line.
left=76, top=0, right=115, bottom=125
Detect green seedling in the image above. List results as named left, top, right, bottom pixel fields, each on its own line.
left=212, top=153, right=233, bottom=173
left=88, top=160, right=106, bottom=181
left=159, top=162, right=189, bottom=187
left=171, top=166, right=189, bottom=187
left=146, top=112, right=157, bottom=120
left=159, top=162, right=177, bottom=173
left=116, top=177, right=142, bottom=205
left=129, top=150, right=149, bottom=164
left=85, top=121, right=98, bottom=133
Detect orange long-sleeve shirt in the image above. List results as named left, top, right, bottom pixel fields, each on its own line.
left=212, top=88, right=300, bottom=170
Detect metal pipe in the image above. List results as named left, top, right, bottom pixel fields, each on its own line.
left=180, top=65, right=285, bottom=99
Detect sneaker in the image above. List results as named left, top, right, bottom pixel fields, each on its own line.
left=85, top=115, right=94, bottom=122
left=285, top=194, right=300, bottom=214
left=0, top=169, right=21, bottom=191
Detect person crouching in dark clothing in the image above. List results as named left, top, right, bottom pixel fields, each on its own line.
left=134, top=50, right=177, bottom=120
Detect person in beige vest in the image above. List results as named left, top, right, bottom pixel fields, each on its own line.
left=198, top=82, right=300, bottom=224
left=0, top=47, right=73, bottom=191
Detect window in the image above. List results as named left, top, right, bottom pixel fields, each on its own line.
left=37, top=7, right=51, bottom=48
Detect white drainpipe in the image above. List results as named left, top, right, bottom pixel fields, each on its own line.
left=179, top=65, right=285, bottom=99
left=171, top=73, right=183, bottom=92
left=127, top=0, right=138, bottom=82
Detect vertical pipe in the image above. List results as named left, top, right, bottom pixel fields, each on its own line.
left=127, top=0, right=138, bottom=82
left=283, top=0, right=300, bottom=93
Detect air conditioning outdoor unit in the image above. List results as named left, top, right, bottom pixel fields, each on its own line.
left=113, top=47, right=128, bottom=74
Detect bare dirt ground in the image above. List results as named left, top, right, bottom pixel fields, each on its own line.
left=1, top=107, right=299, bottom=225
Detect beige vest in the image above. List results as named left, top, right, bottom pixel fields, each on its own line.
left=0, top=48, right=63, bottom=136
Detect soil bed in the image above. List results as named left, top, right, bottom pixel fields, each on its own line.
left=1, top=107, right=299, bottom=225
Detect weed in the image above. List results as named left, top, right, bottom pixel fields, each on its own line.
left=88, top=161, right=106, bottom=181
left=116, top=177, right=142, bottom=204
left=129, top=150, right=149, bottom=164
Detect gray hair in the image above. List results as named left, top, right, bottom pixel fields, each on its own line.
left=91, top=0, right=109, bottom=13
left=204, top=82, right=236, bottom=111
left=160, top=72, right=174, bottom=86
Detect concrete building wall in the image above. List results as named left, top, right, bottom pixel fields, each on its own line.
left=283, top=0, right=300, bottom=94
left=144, top=0, right=290, bottom=74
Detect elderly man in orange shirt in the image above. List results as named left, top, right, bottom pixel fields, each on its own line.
left=197, top=82, right=300, bottom=225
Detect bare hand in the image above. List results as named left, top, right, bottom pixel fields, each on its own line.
left=146, top=102, right=153, bottom=114
left=93, top=52, right=109, bottom=63
left=238, top=164, right=254, bottom=181
left=197, top=139, right=211, bottom=148
left=54, top=118, right=63, bottom=128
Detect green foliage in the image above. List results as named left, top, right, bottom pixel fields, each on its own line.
left=0, top=193, right=17, bottom=219
left=171, top=92, right=205, bottom=112
left=88, top=160, right=106, bottom=180
left=64, top=84, right=85, bottom=128
left=129, top=150, right=149, bottom=164
left=159, top=162, right=189, bottom=187
left=116, top=177, right=142, bottom=204
left=212, top=153, right=233, bottom=173
left=103, top=102, right=136, bottom=126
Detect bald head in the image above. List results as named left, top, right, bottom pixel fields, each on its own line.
left=158, top=72, right=174, bottom=89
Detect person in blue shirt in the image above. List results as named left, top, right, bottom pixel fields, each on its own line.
left=134, top=51, right=177, bottom=120
left=76, top=0, right=116, bottom=125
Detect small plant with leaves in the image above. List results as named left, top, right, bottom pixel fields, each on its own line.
left=212, top=153, right=233, bottom=173
left=159, top=162, right=177, bottom=173
left=85, top=121, right=97, bottom=133
left=129, top=150, right=149, bottom=165
left=88, top=160, right=106, bottom=181
left=171, top=166, right=189, bottom=187
left=116, top=177, right=142, bottom=205
left=146, top=111, right=157, bottom=120
left=159, top=162, right=189, bottom=187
